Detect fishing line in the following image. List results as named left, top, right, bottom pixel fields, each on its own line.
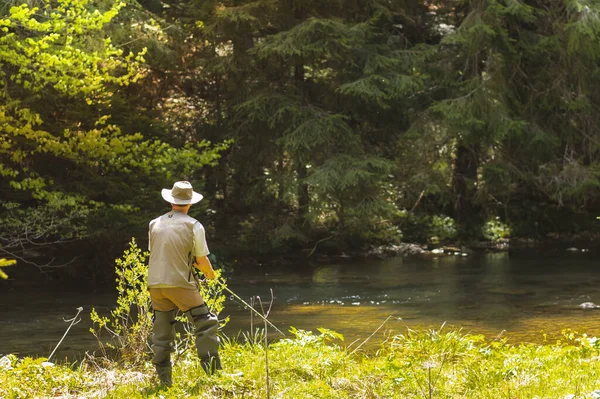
left=194, top=271, right=286, bottom=337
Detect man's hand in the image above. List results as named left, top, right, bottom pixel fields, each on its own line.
left=194, top=256, right=216, bottom=280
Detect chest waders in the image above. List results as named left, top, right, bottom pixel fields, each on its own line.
left=187, top=244, right=222, bottom=374
left=151, top=250, right=221, bottom=386
left=185, top=302, right=221, bottom=374
left=152, top=309, right=177, bottom=386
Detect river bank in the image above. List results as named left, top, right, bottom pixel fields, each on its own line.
left=3, top=328, right=600, bottom=398
left=4, top=248, right=600, bottom=362
left=279, top=235, right=598, bottom=265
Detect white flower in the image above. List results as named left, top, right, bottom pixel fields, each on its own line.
left=0, top=356, right=13, bottom=370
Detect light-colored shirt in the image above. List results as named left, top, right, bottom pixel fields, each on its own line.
left=148, top=210, right=210, bottom=289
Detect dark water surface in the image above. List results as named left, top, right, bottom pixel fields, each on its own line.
left=2, top=250, right=600, bottom=361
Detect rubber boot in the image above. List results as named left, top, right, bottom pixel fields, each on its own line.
left=152, top=309, right=176, bottom=386
left=155, top=363, right=172, bottom=387
left=185, top=303, right=221, bottom=375
left=200, top=354, right=222, bottom=375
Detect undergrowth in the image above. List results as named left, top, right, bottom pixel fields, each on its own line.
left=3, top=328, right=600, bottom=398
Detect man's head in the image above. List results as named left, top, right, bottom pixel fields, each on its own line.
left=161, top=181, right=203, bottom=208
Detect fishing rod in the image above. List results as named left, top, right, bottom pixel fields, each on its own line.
left=221, top=283, right=286, bottom=337
left=193, top=270, right=286, bottom=337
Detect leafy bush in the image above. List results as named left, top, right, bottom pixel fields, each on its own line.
left=397, top=213, right=458, bottom=244
left=395, top=212, right=432, bottom=242
left=429, top=215, right=458, bottom=243
left=483, top=217, right=511, bottom=242
left=90, top=238, right=153, bottom=366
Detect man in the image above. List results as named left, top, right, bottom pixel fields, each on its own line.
left=148, top=181, right=220, bottom=387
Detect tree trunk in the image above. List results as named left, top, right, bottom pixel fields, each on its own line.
left=452, top=140, right=479, bottom=223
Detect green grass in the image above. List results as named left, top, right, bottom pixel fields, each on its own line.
left=3, top=328, right=600, bottom=398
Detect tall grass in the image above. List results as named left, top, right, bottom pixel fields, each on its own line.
left=4, top=328, right=600, bottom=398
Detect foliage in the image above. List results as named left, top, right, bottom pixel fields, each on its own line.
left=429, top=215, right=458, bottom=244
left=90, top=238, right=228, bottom=367
left=0, top=0, right=228, bottom=270
left=397, top=213, right=459, bottom=244
left=483, top=217, right=511, bottom=242
left=90, top=238, right=153, bottom=366
left=6, top=329, right=600, bottom=397
left=0, top=0, right=144, bottom=198
left=0, top=258, right=16, bottom=279
left=8, top=0, right=600, bottom=269
left=174, top=0, right=429, bottom=252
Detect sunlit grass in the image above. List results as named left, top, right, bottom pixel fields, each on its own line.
left=3, top=328, right=600, bottom=398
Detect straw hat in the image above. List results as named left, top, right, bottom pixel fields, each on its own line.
left=161, top=181, right=203, bottom=205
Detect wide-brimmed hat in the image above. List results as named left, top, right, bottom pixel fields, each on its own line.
left=161, top=181, right=203, bottom=205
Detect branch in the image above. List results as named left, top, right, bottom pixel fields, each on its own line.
left=409, top=190, right=425, bottom=213
left=0, top=247, right=80, bottom=270
left=307, top=235, right=335, bottom=258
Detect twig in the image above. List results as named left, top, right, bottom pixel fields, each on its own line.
left=428, top=366, right=433, bottom=399
left=0, top=247, right=79, bottom=270
left=350, top=315, right=393, bottom=355
left=218, top=282, right=285, bottom=336
left=345, top=338, right=362, bottom=351
left=257, top=290, right=274, bottom=399
left=48, top=307, right=83, bottom=361
left=410, top=362, right=429, bottom=399
left=250, top=296, right=254, bottom=342
left=307, top=235, right=335, bottom=258
left=409, top=190, right=426, bottom=213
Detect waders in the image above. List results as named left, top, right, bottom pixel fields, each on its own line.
left=185, top=303, right=221, bottom=374
left=152, top=309, right=177, bottom=386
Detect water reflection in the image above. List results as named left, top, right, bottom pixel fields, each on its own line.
left=226, top=250, right=600, bottom=345
left=2, top=249, right=600, bottom=360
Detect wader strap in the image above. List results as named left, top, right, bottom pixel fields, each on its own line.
left=187, top=224, right=198, bottom=287
left=187, top=302, right=209, bottom=316
left=187, top=251, right=193, bottom=282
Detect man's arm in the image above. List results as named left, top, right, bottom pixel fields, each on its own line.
left=192, top=222, right=214, bottom=279
left=194, top=256, right=215, bottom=280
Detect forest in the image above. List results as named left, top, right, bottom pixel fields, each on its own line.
left=2, top=0, right=600, bottom=280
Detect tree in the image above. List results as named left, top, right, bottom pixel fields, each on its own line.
left=187, top=0, right=436, bottom=250
left=0, top=0, right=226, bottom=270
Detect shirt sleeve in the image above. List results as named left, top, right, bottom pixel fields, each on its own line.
left=193, top=222, right=210, bottom=257
left=148, top=221, right=152, bottom=251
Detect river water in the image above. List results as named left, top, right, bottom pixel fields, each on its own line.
left=2, top=249, right=600, bottom=361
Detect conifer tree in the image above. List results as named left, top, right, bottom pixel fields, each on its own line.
left=199, top=0, right=434, bottom=247
left=402, top=0, right=600, bottom=236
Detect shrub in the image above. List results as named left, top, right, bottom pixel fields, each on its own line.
left=483, top=217, right=511, bottom=242
left=429, top=215, right=458, bottom=243
left=90, top=238, right=153, bottom=366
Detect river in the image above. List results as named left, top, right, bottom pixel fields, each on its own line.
left=1, top=249, right=599, bottom=361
